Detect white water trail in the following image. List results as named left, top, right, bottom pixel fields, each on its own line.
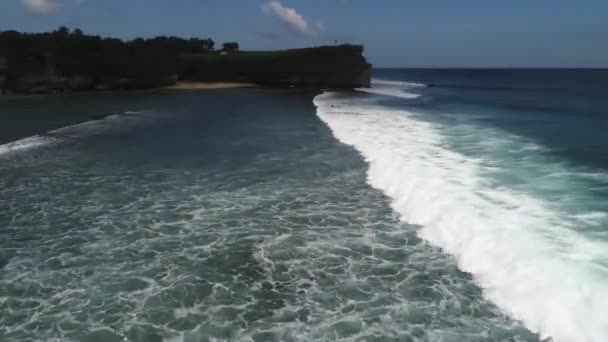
left=0, top=112, right=137, bottom=157
left=314, top=92, right=608, bottom=342
left=371, top=78, right=427, bottom=88
left=0, top=135, right=56, bottom=156
left=356, top=78, right=425, bottom=99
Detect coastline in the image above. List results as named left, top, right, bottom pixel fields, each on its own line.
left=0, top=85, right=269, bottom=147
left=164, top=81, right=256, bottom=90
left=0, top=82, right=256, bottom=101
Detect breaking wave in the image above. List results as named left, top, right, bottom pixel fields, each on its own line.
left=0, top=135, right=57, bottom=156
left=0, top=112, right=139, bottom=157
left=356, top=78, right=426, bottom=99
left=314, top=91, right=608, bottom=342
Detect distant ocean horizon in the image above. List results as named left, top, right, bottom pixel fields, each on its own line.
left=1, top=69, right=608, bottom=341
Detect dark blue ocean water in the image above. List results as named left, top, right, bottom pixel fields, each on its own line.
left=1, top=69, right=608, bottom=342
left=373, top=69, right=608, bottom=169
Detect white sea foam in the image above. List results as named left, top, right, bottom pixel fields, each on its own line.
left=314, top=91, right=608, bottom=342
left=356, top=78, right=425, bottom=99
left=357, top=87, right=421, bottom=99
left=47, top=114, right=122, bottom=136
left=0, top=112, right=143, bottom=158
left=573, top=212, right=608, bottom=225
left=372, top=78, right=427, bottom=88
left=0, top=135, right=56, bottom=156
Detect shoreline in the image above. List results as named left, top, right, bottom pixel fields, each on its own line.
left=0, top=82, right=257, bottom=100
left=164, top=81, right=256, bottom=90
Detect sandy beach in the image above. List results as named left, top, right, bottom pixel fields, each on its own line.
left=165, top=81, right=255, bottom=90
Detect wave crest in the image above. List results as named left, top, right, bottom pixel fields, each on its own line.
left=0, top=135, right=56, bottom=156
left=356, top=78, right=425, bottom=99
left=0, top=111, right=139, bottom=157
left=314, top=91, right=608, bottom=342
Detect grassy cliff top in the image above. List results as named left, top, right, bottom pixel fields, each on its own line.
left=179, top=45, right=372, bottom=88
left=0, top=28, right=371, bottom=92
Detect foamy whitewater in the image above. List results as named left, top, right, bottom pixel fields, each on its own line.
left=2, top=80, right=607, bottom=341
left=356, top=78, right=425, bottom=99
left=314, top=79, right=608, bottom=342
left=0, top=135, right=56, bottom=155
left=0, top=112, right=138, bottom=156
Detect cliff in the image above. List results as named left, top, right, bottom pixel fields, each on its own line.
left=178, top=45, right=372, bottom=88
left=0, top=29, right=371, bottom=94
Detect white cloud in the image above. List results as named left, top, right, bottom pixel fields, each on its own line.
left=21, top=0, right=61, bottom=15
left=261, top=0, right=320, bottom=35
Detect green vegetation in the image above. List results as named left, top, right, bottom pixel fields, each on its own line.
left=0, top=27, right=371, bottom=94
left=222, top=42, right=240, bottom=53
left=0, top=27, right=214, bottom=93
left=179, top=45, right=371, bottom=88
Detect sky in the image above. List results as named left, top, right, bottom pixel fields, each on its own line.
left=1, top=0, right=607, bottom=68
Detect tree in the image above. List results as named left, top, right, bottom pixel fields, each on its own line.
left=0, top=27, right=245, bottom=92
left=222, top=42, right=239, bottom=53
left=54, top=26, right=70, bottom=37
left=202, top=38, right=215, bottom=51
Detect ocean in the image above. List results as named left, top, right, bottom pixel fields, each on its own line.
left=0, top=69, right=607, bottom=342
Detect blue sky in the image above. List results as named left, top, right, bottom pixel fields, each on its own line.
left=1, top=0, right=607, bottom=67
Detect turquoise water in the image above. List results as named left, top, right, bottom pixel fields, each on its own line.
left=0, top=89, right=539, bottom=341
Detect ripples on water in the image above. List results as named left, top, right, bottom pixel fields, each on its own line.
left=0, top=90, right=538, bottom=341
